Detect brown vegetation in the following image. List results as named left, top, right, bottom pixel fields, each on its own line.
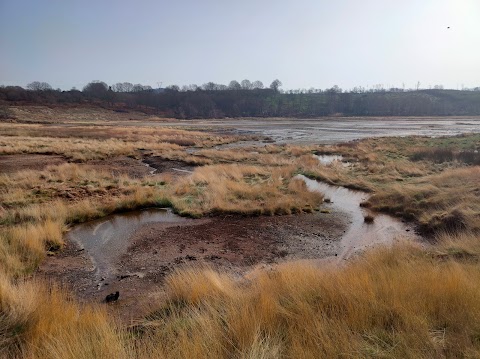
left=1, top=112, right=479, bottom=358
left=3, top=233, right=480, bottom=358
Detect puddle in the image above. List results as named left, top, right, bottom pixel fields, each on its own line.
left=315, top=154, right=344, bottom=165
left=142, top=157, right=196, bottom=175
left=171, top=168, right=193, bottom=174
left=299, top=175, right=419, bottom=260
left=142, top=161, right=157, bottom=175
left=67, top=208, right=187, bottom=285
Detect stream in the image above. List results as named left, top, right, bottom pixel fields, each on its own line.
left=299, top=175, right=419, bottom=261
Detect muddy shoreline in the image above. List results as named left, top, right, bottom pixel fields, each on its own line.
left=37, top=168, right=420, bottom=323
left=38, top=210, right=351, bottom=322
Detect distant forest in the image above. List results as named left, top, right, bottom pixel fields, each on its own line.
left=2, top=80, right=480, bottom=118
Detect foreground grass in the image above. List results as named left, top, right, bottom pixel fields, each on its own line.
left=2, top=233, right=480, bottom=358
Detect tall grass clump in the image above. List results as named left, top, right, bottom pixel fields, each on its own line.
left=170, top=164, right=323, bottom=217
left=368, top=166, right=480, bottom=235
left=135, top=235, right=480, bottom=358
left=0, top=275, right=129, bottom=359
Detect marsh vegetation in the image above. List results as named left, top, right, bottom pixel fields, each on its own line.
left=0, top=107, right=479, bottom=358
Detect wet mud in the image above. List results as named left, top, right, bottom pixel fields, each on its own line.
left=142, top=157, right=196, bottom=176
left=67, top=209, right=190, bottom=286
left=38, top=210, right=349, bottom=321
left=134, top=117, right=480, bottom=145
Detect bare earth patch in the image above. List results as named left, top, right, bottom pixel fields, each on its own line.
left=0, top=154, right=66, bottom=174
left=84, top=156, right=151, bottom=178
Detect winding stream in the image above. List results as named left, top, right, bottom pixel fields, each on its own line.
left=299, top=175, right=419, bottom=261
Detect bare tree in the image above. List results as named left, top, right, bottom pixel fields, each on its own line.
left=27, top=81, right=52, bottom=91
left=132, top=84, right=146, bottom=92
left=166, top=85, right=180, bottom=92
left=202, top=82, right=217, bottom=91
left=182, top=84, right=199, bottom=91
left=83, top=81, right=109, bottom=98
left=252, top=81, right=264, bottom=89
left=228, top=80, right=241, bottom=90
left=113, top=82, right=134, bottom=92
left=269, top=79, right=282, bottom=92
left=241, top=79, right=252, bottom=90
left=327, top=85, right=342, bottom=93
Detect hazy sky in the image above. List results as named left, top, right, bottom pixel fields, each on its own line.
left=1, top=0, right=479, bottom=90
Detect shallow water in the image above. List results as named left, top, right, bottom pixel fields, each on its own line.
left=315, top=154, right=344, bottom=165
left=300, top=176, right=419, bottom=260
left=135, top=117, right=480, bottom=145
left=68, top=208, right=187, bottom=282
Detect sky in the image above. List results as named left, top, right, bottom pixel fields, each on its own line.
left=1, top=0, right=479, bottom=91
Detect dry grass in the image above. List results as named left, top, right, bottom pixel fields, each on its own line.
left=0, top=121, right=239, bottom=163
left=173, top=163, right=323, bottom=217
left=368, top=166, right=480, bottom=235
left=135, top=239, right=480, bottom=358
left=0, top=122, right=237, bottom=148
left=1, top=111, right=480, bottom=358
left=4, top=234, right=480, bottom=358
left=171, top=164, right=323, bottom=217
left=7, top=105, right=162, bottom=124
left=0, top=275, right=128, bottom=359
left=194, top=148, right=294, bottom=166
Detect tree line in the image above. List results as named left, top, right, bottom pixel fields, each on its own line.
left=1, top=80, right=480, bottom=118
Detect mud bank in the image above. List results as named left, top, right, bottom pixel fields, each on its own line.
left=38, top=210, right=349, bottom=321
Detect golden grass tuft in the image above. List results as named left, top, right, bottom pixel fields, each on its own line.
left=369, top=166, right=480, bottom=234
left=132, top=234, right=480, bottom=358
left=0, top=275, right=128, bottom=359
left=170, top=164, right=323, bottom=216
